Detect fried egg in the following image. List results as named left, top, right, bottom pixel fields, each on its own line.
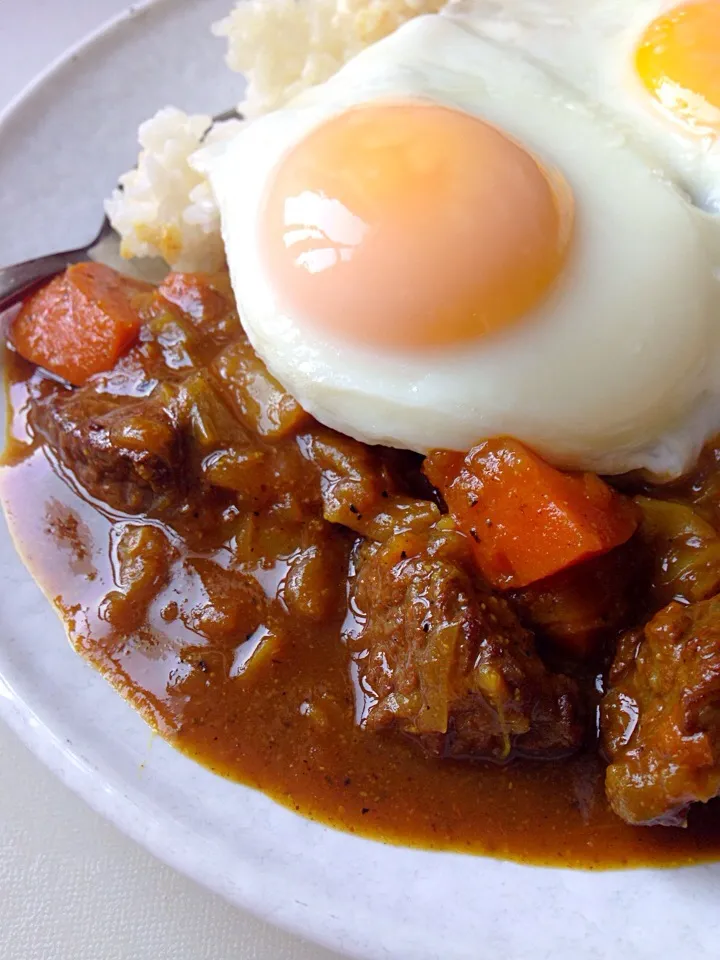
left=197, top=15, right=720, bottom=478
left=448, top=0, right=720, bottom=210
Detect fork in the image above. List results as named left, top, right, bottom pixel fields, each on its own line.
left=0, top=108, right=241, bottom=312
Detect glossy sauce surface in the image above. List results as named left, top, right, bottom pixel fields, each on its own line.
left=0, top=264, right=720, bottom=868
left=4, top=339, right=720, bottom=871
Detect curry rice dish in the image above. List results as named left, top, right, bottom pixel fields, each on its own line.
left=5, top=0, right=720, bottom=869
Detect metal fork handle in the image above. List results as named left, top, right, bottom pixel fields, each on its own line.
left=0, top=247, right=88, bottom=313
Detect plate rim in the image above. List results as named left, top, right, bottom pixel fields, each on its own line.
left=0, top=0, right=163, bottom=132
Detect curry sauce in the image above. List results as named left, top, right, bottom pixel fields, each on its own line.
left=4, top=270, right=720, bottom=869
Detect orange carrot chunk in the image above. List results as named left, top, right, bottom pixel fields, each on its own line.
left=424, top=438, right=639, bottom=589
left=11, top=262, right=152, bottom=386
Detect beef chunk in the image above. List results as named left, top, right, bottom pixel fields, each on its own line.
left=602, top=596, right=720, bottom=826
left=346, top=523, right=583, bottom=761
left=31, top=386, right=183, bottom=514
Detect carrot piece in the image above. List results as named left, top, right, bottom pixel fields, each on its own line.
left=158, top=272, right=235, bottom=324
left=11, top=262, right=152, bottom=386
left=424, top=437, right=639, bottom=589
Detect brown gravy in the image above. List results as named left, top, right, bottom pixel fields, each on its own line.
left=4, top=349, right=720, bottom=870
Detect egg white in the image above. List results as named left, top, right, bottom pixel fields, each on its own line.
left=197, top=14, right=720, bottom=478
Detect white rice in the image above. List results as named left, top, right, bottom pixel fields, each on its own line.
left=105, top=107, right=243, bottom=271
left=105, top=0, right=448, bottom=271
left=216, top=0, right=450, bottom=117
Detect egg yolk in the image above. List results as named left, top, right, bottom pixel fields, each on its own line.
left=636, top=0, right=720, bottom=131
left=260, top=101, right=574, bottom=348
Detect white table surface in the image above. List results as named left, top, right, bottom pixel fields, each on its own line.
left=0, top=3, right=340, bottom=958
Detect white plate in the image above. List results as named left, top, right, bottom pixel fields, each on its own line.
left=1, top=3, right=719, bottom=958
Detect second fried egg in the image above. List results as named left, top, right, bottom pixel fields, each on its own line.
left=449, top=0, right=720, bottom=210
